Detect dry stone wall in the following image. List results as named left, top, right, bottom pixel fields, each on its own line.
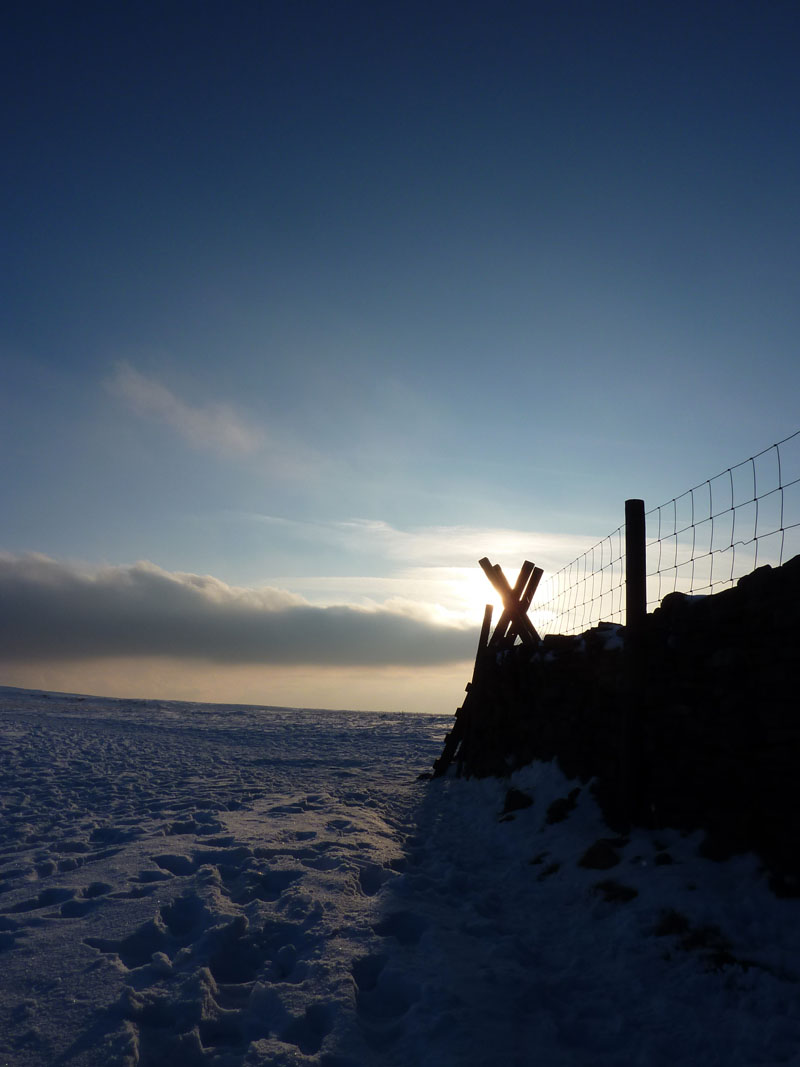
left=450, top=554, right=800, bottom=893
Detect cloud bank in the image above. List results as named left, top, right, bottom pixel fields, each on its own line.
left=0, top=555, right=475, bottom=667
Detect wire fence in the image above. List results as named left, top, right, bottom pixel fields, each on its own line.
left=532, top=527, right=626, bottom=636
left=532, top=430, right=800, bottom=637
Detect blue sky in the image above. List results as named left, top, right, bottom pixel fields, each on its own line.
left=2, top=1, right=799, bottom=710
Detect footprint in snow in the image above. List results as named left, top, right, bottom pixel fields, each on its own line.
left=85, top=892, right=214, bottom=969
left=59, top=881, right=113, bottom=917
left=352, top=952, right=387, bottom=993
left=191, top=845, right=254, bottom=871
left=326, top=818, right=357, bottom=833
left=86, top=919, right=168, bottom=970
left=55, top=838, right=92, bottom=854
left=88, top=893, right=330, bottom=1061
left=281, top=1000, right=335, bottom=1056
left=300, top=854, right=343, bottom=872
left=0, top=917, right=27, bottom=953
left=161, top=818, right=199, bottom=836
left=357, top=863, right=388, bottom=897
left=227, top=868, right=304, bottom=905
left=4, top=886, right=75, bottom=914
left=373, top=910, right=429, bottom=946
left=152, top=853, right=196, bottom=876
left=352, top=952, right=420, bottom=1050
left=134, top=868, right=173, bottom=884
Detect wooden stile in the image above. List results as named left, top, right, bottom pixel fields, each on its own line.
left=433, top=556, right=543, bottom=777
left=479, top=557, right=541, bottom=646
left=504, top=565, right=543, bottom=646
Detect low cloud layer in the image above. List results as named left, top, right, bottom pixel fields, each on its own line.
left=0, top=555, right=475, bottom=667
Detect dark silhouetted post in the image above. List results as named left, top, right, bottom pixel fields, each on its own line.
left=625, top=498, right=646, bottom=634
left=619, top=498, right=647, bottom=828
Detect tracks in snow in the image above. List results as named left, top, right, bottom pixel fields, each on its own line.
left=0, top=697, right=449, bottom=1066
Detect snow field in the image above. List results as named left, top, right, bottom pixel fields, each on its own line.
left=1, top=688, right=799, bottom=1066
left=0, top=692, right=443, bottom=1065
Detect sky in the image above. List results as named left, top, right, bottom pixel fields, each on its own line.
left=2, top=0, right=800, bottom=711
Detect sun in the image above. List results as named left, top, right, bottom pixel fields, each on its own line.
left=440, top=565, right=505, bottom=629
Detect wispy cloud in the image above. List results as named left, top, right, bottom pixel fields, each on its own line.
left=106, top=363, right=264, bottom=456
left=229, top=513, right=602, bottom=574
left=216, top=514, right=605, bottom=627
left=330, top=519, right=602, bottom=574
left=0, top=554, right=475, bottom=667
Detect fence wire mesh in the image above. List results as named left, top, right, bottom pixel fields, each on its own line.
left=645, top=430, right=800, bottom=608
left=533, top=430, right=800, bottom=637
left=533, top=527, right=626, bottom=636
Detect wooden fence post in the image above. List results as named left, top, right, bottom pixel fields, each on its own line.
left=619, top=498, right=647, bottom=827
left=625, top=498, right=646, bottom=633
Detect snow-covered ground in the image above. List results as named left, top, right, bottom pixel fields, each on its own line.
left=1, top=687, right=799, bottom=1066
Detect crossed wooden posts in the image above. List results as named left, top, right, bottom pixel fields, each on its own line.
left=478, top=557, right=542, bottom=650
left=432, top=558, right=542, bottom=777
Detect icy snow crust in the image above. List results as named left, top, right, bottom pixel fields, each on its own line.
left=1, top=688, right=799, bottom=1066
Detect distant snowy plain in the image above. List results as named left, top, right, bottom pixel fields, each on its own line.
left=1, top=686, right=799, bottom=1066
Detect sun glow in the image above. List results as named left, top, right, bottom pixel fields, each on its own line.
left=435, top=563, right=564, bottom=638
left=421, top=565, right=505, bottom=631
left=453, top=566, right=504, bottom=623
